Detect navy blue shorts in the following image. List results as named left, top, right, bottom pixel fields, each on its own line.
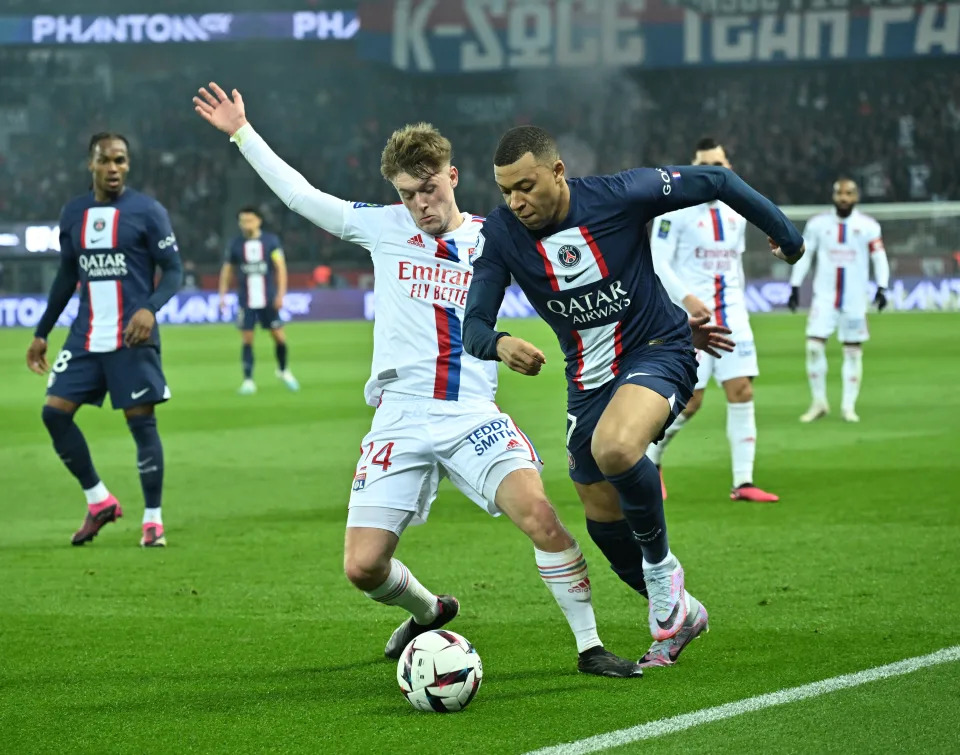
left=566, top=346, right=698, bottom=484
left=46, top=345, right=170, bottom=410
left=239, top=306, right=282, bottom=331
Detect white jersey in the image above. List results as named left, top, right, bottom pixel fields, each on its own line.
left=650, top=201, right=747, bottom=327
left=230, top=124, right=498, bottom=407
left=342, top=205, right=497, bottom=406
left=791, top=209, right=889, bottom=312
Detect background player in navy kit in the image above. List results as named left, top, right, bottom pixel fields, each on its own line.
left=26, top=133, right=183, bottom=548
left=218, top=206, right=299, bottom=394
left=464, top=126, right=803, bottom=666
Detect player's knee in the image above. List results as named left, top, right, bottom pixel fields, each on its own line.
left=41, top=404, right=71, bottom=433
left=343, top=553, right=390, bottom=592
left=591, top=434, right=638, bottom=477
left=726, top=380, right=753, bottom=404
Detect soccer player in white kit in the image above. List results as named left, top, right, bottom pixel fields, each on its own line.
left=788, top=178, right=889, bottom=423
left=647, top=139, right=779, bottom=503
left=193, top=82, right=643, bottom=677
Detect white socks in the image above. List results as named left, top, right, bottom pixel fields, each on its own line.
left=535, top=543, right=602, bottom=654
left=806, top=339, right=828, bottom=404
left=727, top=401, right=757, bottom=487
left=143, top=508, right=163, bottom=525
left=646, top=412, right=689, bottom=465
left=83, top=481, right=109, bottom=506
left=842, top=345, right=863, bottom=412
left=365, top=559, right=439, bottom=625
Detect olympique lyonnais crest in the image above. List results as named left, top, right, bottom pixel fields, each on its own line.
left=93, top=218, right=106, bottom=232
left=557, top=244, right=581, bottom=268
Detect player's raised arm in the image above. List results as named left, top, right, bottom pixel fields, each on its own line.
left=28, top=215, right=80, bottom=374
left=193, top=82, right=372, bottom=244
left=622, top=166, right=805, bottom=265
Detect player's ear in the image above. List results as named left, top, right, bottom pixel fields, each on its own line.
left=553, top=160, right=565, bottom=182
left=448, top=165, right=459, bottom=189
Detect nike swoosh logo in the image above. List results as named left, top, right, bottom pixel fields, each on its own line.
left=656, top=601, right=682, bottom=630
left=131, top=388, right=150, bottom=399
left=90, top=236, right=105, bottom=244
left=564, top=271, right=587, bottom=283
left=624, top=372, right=651, bottom=380
left=137, top=457, right=153, bottom=467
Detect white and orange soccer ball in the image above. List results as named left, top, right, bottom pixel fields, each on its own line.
left=397, top=630, right=483, bottom=713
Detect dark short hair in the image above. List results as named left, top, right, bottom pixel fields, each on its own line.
left=494, top=126, right=559, bottom=167
left=695, top=137, right=720, bottom=152
left=88, top=132, right=129, bottom=156
left=237, top=206, right=262, bottom=219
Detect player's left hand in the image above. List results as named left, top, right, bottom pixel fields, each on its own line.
left=688, top=315, right=735, bottom=359
left=769, top=237, right=805, bottom=265
left=874, top=287, right=888, bottom=312
left=496, top=336, right=546, bottom=376
left=273, top=294, right=284, bottom=311
left=124, top=308, right=155, bottom=347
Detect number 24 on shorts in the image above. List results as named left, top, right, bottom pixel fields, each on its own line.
left=359, top=442, right=395, bottom=471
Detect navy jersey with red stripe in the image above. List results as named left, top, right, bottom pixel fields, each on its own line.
left=226, top=232, right=283, bottom=309
left=58, top=188, right=179, bottom=353
left=463, top=165, right=803, bottom=392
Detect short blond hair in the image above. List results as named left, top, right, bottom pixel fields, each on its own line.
left=380, top=122, right=452, bottom=181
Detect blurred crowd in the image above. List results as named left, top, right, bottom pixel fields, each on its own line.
left=1, top=45, right=958, bottom=271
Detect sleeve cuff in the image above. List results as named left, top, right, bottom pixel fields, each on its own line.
left=229, top=123, right=256, bottom=148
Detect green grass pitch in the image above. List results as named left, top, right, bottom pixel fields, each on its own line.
left=1, top=313, right=958, bottom=754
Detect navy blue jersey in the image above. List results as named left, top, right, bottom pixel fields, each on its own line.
left=226, top=232, right=284, bottom=309
left=50, top=188, right=180, bottom=353
left=463, top=165, right=803, bottom=392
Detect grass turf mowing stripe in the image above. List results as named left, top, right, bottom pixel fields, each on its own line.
left=525, top=645, right=960, bottom=755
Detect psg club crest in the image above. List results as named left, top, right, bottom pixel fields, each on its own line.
left=567, top=451, right=576, bottom=470
left=93, top=218, right=106, bottom=232
left=557, top=245, right=581, bottom=268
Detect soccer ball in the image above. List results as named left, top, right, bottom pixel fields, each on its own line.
left=397, top=630, right=483, bottom=713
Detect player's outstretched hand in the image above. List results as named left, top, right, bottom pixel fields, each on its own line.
left=26, top=337, right=49, bottom=375
left=769, top=237, right=805, bottom=265
left=874, top=287, right=888, bottom=312
left=193, top=82, right=248, bottom=137
left=496, top=336, right=546, bottom=376
left=688, top=315, right=735, bottom=359
left=787, top=286, right=800, bottom=313
left=124, top=308, right=156, bottom=347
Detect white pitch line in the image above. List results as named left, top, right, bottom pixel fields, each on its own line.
left=524, top=645, right=960, bottom=755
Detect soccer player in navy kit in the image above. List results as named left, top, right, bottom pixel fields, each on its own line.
left=218, top=206, right=299, bottom=394
left=26, top=133, right=182, bottom=548
left=464, top=126, right=804, bottom=666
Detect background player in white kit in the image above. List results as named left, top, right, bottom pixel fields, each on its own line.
left=194, top=82, right=643, bottom=677
left=647, top=139, right=779, bottom=503
left=788, top=178, right=889, bottom=423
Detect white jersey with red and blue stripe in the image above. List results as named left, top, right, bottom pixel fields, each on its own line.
left=340, top=203, right=497, bottom=407
left=58, top=188, right=178, bottom=353
left=793, top=209, right=885, bottom=313
left=650, top=201, right=747, bottom=329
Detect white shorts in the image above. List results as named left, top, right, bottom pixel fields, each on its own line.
left=807, top=300, right=870, bottom=343
left=696, top=310, right=759, bottom=390
left=346, top=392, right=542, bottom=534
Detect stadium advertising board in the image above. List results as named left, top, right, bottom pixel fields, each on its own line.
left=2, top=278, right=958, bottom=329
left=0, top=11, right=358, bottom=45
left=360, top=0, right=960, bottom=72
